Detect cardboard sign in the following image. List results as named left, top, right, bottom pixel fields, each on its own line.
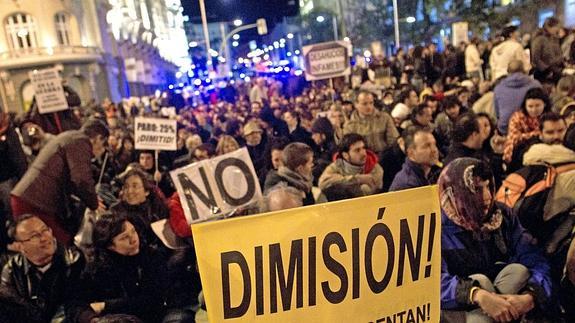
left=303, top=41, right=351, bottom=81
left=192, top=186, right=441, bottom=322
left=28, top=68, right=68, bottom=114
left=452, top=21, right=469, bottom=46
left=170, top=148, right=262, bottom=224
left=134, top=117, right=177, bottom=151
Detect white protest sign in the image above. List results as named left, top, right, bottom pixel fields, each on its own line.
left=452, top=21, right=469, bottom=46
left=170, top=147, right=262, bottom=224
left=28, top=68, right=68, bottom=114
left=303, top=41, right=351, bottom=81
left=134, top=117, right=177, bottom=151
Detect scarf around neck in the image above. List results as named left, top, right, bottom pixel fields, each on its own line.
left=277, top=166, right=312, bottom=193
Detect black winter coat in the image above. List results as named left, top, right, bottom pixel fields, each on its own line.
left=68, top=247, right=166, bottom=323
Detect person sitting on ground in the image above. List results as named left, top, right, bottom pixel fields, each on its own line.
left=400, top=103, right=435, bottom=131
left=318, top=133, right=383, bottom=200
left=379, top=134, right=407, bottom=193
left=110, top=168, right=169, bottom=254
left=69, top=213, right=166, bottom=323
left=264, top=142, right=315, bottom=206
left=283, top=110, right=314, bottom=148
left=434, top=95, right=463, bottom=156
left=493, top=60, right=542, bottom=135
left=215, top=135, right=240, bottom=156
left=389, top=127, right=441, bottom=191
left=443, top=113, right=485, bottom=166
left=344, top=91, right=399, bottom=154
left=242, top=120, right=268, bottom=179
left=551, top=75, right=575, bottom=114
left=439, top=158, right=553, bottom=323
left=504, top=89, right=552, bottom=171
left=261, top=183, right=304, bottom=212
left=0, top=214, right=85, bottom=322
left=310, top=117, right=337, bottom=185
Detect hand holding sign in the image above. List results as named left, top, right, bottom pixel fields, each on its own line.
left=170, top=148, right=262, bottom=225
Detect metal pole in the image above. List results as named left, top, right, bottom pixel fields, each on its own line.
left=199, top=0, right=213, bottom=72
left=332, top=16, right=338, bottom=40
left=219, top=22, right=229, bottom=77
left=336, top=0, right=346, bottom=38
left=392, top=0, right=400, bottom=49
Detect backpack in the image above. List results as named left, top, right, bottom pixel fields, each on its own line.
left=495, top=163, right=575, bottom=242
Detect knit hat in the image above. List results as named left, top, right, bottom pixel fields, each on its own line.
left=311, top=117, right=334, bottom=138
left=243, top=121, right=262, bottom=136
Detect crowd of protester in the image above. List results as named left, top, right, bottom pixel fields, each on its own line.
left=1, top=16, right=575, bottom=322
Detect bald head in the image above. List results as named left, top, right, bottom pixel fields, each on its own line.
left=263, top=185, right=303, bottom=212
left=508, top=60, right=525, bottom=74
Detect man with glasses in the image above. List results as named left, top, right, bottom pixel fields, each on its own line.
left=0, top=214, right=84, bottom=322
left=11, top=118, right=109, bottom=244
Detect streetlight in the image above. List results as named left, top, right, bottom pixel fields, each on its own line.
left=189, top=41, right=198, bottom=48
left=406, top=16, right=416, bottom=23
left=316, top=15, right=325, bottom=23
left=233, top=19, right=243, bottom=27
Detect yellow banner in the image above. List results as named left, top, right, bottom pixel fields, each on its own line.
left=192, top=186, right=441, bottom=322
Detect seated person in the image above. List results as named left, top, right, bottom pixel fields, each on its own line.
left=318, top=133, right=383, bottom=200
left=389, top=127, right=441, bottom=191
left=439, top=158, right=553, bottom=323
left=0, top=214, right=85, bottom=322
left=69, top=213, right=166, bottom=323
left=264, top=143, right=315, bottom=206
left=261, top=183, right=304, bottom=212
left=110, top=168, right=169, bottom=253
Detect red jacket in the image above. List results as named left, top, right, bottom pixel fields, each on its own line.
left=168, top=193, right=192, bottom=238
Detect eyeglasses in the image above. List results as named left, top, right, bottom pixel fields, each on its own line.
left=18, top=227, right=52, bottom=243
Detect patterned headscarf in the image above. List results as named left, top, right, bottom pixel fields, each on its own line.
left=438, top=158, right=502, bottom=232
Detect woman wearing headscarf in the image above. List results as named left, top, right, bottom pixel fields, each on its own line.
left=439, top=158, right=553, bottom=322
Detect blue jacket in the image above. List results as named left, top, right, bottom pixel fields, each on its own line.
left=441, top=204, right=552, bottom=311
left=494, top=73, right=541, bottom=135
left=389, top=159, right=439, bottom=191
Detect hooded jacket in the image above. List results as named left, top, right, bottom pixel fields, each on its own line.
left=493, top=73, right=541, bottom=135
left=489, top=39, right=530, bottom=81
left=318, top=150, right=383, bottom=196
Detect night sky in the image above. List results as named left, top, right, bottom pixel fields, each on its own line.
left=182, top=0, right=298, bottom=25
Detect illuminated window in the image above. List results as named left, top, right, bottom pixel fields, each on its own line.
left=55, top=12, right=71, bottom=46
left=5, top=13, right=38, bottom=50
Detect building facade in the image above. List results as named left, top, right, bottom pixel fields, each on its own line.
left=0, top=0, right=190, bottom=113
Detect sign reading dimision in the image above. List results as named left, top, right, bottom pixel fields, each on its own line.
left=303, top=41, right=351, bottom=81
left=192, top=186, right=441, bottom=322
left=28, top=68, right=68, bottom=114
left=134, top=117, right=177, bottom=151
